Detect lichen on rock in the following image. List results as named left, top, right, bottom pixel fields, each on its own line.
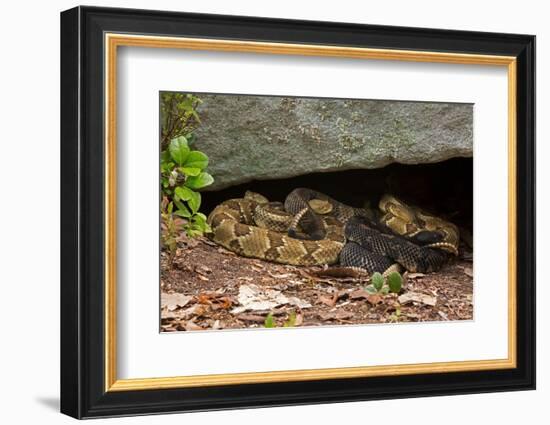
left=190, top=94, right=472, bottom=190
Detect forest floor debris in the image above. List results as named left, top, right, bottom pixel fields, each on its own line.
left=160, top=235, right=473, bottom=332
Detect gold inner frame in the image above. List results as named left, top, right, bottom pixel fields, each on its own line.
left=104, top=33, right=517, bottom=392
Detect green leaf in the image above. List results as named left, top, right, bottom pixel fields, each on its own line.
left=365, top=285, right=378, bottom=295
left=187, top=191, right=201, bottom=214
left=185, top=172, right=214, bottom=190
left=174, top=208, right=191, bottom=218
left=179, top=166, right=201, bottom=176
left=186, top=228, right=203, bottom=238
left=160, top=161, right=174, bottom=173
left=195, top=212, right=207, bottom=221
left=185, top=133, right=196, bottom=146
left=167, top=201, right=173, bottom=214
left=283, top=312, right=296, bottom=327
left=192, top=213, right=207, bottom=225
left=191, top=215, right=211, bottom=233
left=178, top=95, right=196, bottom=113
left=184, top=151, right=209, bottom=170
left=174, top=186, right=194, bottom=201
left=169, top=136, right=190, bottom=165
left=264, top=313, right=276, bottom=328
left=371, top=272, right=384, bottom=291
left=387, top=272, right=403, bottom=294
left=173, top=199, right=186, bottom=211
left=380, top=286, right=390, bottom=295
left=160, top=150, right=172, bottom=165
left=173, top=199, right=191, bottom=218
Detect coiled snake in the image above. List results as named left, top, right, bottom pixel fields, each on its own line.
left=207, top=188, right=459, bottom=274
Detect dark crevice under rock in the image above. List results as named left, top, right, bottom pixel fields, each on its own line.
left=200, top=157, right=473, bottom=231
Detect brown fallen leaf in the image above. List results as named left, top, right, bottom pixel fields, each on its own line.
left=349, top=289, right=371, bottom=300
left=294, top=313, right=304, bottom=327
left=180, top=304, right=207, bottom=319
left=348, top=289, right=382, bottom=305
left=407, top=273, right=426, bottom=279
left=172, top=260, right=192, bottom=272
left=161, top=325, right=177, bottom=332
left=366, top=294, right=383, bottom=305
left=195, top=265, right=212, bottom=275
left=251, top=263, right=265, bottom=272
left=217, top=247, right=236, bottom=256
left=160, top=318, right=178, bottom=331
left=318, top=293, right=339, bottom=307
left=181, top=236, right=200, bottom=248
left=161, top=293, right=193, bottom=311
left=287, top=279, right=306, bottom=287
left=319, top=310, right=353, bottom=321
left=319, top=289, right=350, bottom=307
left=197, top=274, right=209, bottom=281
left=237, top=276, right=254, bottom=282
left=231, top=284, right=311, bottom=314
left=210, top=296, right=234, bottom=310
left=438, top=311, right=449, bottom=321
left=236, top=314, right=266, bottom=323
left=267, top=271, right=295, bottom=279
left=161, top=310, right=178, bottom=319
left=184, top=320, right=203, bottom=331
left=197, top=294, right=213, bottom=305
left=199, top=237, right=218, bottom=247
left=398, top=292, right=437, bottom=307
left=197, top=293, right=234, bottom=310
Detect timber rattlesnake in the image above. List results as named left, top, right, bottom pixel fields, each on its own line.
left=207, top=188, right=459, bottom=274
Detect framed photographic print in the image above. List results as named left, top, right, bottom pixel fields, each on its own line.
left=60, top=6, right=535, bottom=419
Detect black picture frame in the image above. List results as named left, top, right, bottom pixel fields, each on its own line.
left=60, top=5, right=535, bottom=419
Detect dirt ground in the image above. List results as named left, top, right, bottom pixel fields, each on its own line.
left=160, top=230, right=473, bottom=332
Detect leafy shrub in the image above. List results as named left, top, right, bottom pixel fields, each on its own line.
left=160, top=93, right=202, bottom=150
left=161, top=136, right=213, bottom=238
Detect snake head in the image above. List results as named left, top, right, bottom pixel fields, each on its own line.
left=244, top=191, right=269, bottom=204
left=308, top=199, right=333, bottom=215
left=409, top=230, right=445, bottom=246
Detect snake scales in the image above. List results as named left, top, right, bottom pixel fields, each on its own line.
left=207, top=188, right=459, bottom=274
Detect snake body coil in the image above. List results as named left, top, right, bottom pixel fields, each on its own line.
left=207, top=188, right=459, bottom=274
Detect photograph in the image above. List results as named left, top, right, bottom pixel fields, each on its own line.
left=159, top=92, right=474, bottom=332
left=57, top=4, right=535, bottom=419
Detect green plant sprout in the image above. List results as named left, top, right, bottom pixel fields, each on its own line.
left=365, top=271, right=403, bottom=295
left=264, top=312, right=297, bottom=328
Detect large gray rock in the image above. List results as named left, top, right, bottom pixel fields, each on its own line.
left=192, top=94, right=472, bottom=190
